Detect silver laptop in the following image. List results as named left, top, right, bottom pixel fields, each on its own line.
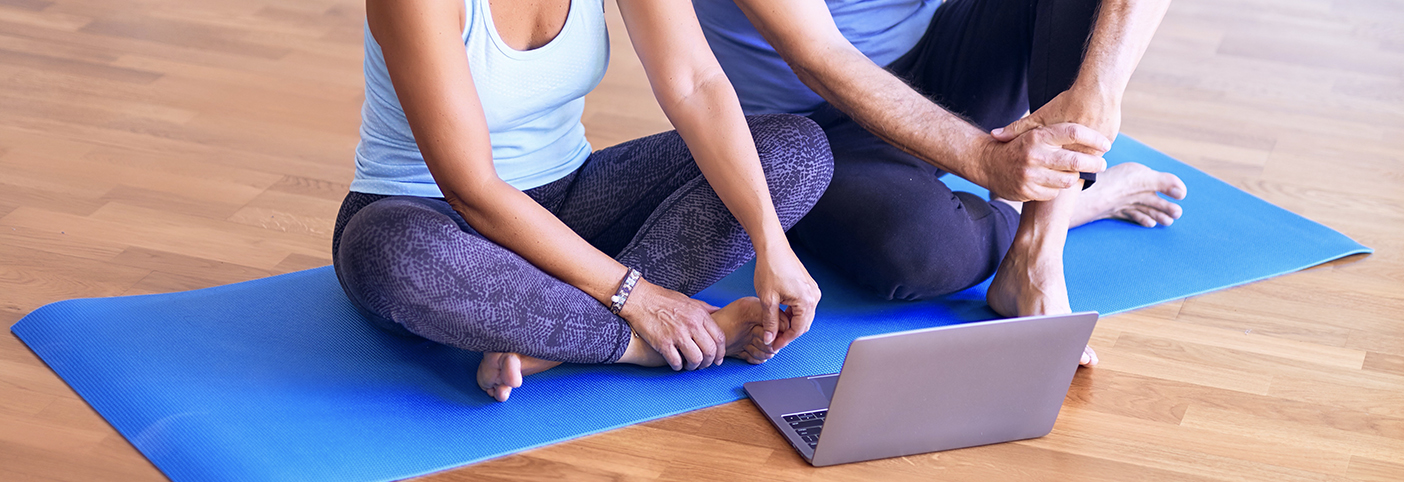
left=743, top=311, right=1098, bottom=466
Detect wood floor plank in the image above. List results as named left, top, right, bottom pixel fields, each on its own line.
left=1180, top=406, right=1404, bottom=465
left=2, top=0, right=1401, bottom=479
left=1347, top=456, right=1404, bottom=482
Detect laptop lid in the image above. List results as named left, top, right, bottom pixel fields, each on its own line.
left=810, top=311, right=1098, bottom=466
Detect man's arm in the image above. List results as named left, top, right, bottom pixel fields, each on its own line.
left=732, top=0, right=1107, bottom=202
left=993, top=0, right=1174, bottom=142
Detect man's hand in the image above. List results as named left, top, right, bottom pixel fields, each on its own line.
left=620, top=279, right=727, bottom=371
left=979, top=122, right=1111, bottom=202
left=993, top=86, right=1123, bottom=150
left=752, top=244, right=821, bottom=352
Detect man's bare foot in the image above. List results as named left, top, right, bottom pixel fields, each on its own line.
left=476, top=352, right=563, bottom=402
left=987, top=249, right=1099, bottom=367
left=988, top=186, right=1099, bottom=367
left=988, top=237, right=1071, bottom=318
left=1070, top=162, right=1187, bottom=228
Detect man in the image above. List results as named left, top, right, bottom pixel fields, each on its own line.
left=694, top=0, right=1188, bottom=365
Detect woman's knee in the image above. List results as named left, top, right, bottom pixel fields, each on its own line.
left=747, top=114, right=835, bottom=225
left=334, top=198, right=462, bottom=316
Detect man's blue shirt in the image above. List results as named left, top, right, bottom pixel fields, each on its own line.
left=694, top=0, right=940, bottom=115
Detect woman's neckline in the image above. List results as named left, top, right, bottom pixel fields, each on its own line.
left=479, top=0, right=576, bottom=59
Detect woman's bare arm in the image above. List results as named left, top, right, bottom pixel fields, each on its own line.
left=367, top=0, right=723, bottom=370
left=616, top=0, right=821, bottom=351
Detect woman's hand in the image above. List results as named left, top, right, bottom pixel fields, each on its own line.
left=753, top=244, right=821, bottom=352
left=619, top=279, right=727, bottom=371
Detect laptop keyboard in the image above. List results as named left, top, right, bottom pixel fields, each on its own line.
left=782, top=409, right=828, bottom=449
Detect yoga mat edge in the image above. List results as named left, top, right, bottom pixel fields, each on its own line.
left=9, top=136, right=1372, bottom=482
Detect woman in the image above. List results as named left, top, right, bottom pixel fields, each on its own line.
left=333, top=0, right=834, bottom=401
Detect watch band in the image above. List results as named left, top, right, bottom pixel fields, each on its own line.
left=609, top=268, right=642, bottom=315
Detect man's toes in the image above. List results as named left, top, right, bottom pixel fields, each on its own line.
left=1148, top=207, right=1177, bottom=226
left=1125, top=209, right=1157, bottom=227
left=1159, top=172, right=1188, bottom=199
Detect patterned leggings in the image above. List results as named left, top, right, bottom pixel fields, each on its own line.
left=332, top=114, right=833, bottom=364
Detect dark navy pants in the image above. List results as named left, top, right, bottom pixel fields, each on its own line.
left=789, top=0, right=1102, bottom=301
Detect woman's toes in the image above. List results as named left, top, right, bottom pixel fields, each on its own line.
left=501, top=354, right=523, bottom=388
left=477, top=352, right=526, bottom=402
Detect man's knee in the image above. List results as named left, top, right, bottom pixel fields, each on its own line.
left=866, top=231, right=999, bottom=301
left=793, top=174, right=1007, bottom=301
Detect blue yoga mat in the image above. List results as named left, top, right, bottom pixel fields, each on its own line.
left=12, top=137, right=1370, bottom=482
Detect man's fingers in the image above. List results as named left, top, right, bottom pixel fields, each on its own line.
left=1043, top=123, right=1112, bottom=158
left=1033, top=167, right=1083, bottom=192
left=1049, top=148, right=1107, bottom=175
left=992, top=115, right=1040, bottom=142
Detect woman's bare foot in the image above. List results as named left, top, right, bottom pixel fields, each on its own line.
left=710, top=297, right=784, bottom=365
left=617, top=297, right=780, bottom=367
left=1070, top=162, right=1188, bottom=228
left=476, top=352, right=563, bottom=402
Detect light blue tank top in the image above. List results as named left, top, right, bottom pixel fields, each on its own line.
left=352, top=0, right=609, bottom=197
left=694, top=0, right=939, bottom=116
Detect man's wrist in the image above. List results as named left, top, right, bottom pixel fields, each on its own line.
left=1071, top=74, right=1125, bottom=107
left=964, top=134, right=1003, bottom=197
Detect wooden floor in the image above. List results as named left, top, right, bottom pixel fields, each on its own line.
left=2, top=0, right=1401, bottom=480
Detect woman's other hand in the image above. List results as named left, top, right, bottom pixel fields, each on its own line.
left=620, top=279, right=727, bottom=371
left=753, top=244, right=821, bottom=352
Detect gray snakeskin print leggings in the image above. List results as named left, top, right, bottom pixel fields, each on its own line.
left=332, top=114, right=833, bottom=364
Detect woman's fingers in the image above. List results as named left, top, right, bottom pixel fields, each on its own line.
left=678, top=337, right=704, bottom=371
left=692, top=330, right=719, bottom=369
left=705, top=319, right=726, bottom=366
left=772, top=282, right=818, bottom=351
left=658, top=342, right=684, bottom=371
left=760, top=294, right=780, bottom=345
